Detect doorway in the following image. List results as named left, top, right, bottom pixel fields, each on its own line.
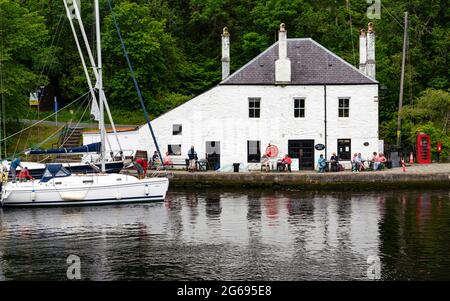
left=206, top=141, right=220, bottom=170
left=288, top=140, right=315, bottom=170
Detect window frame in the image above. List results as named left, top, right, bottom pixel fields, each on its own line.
left=247, top=140, right=261, bottom=163
left=338, top=97, right=350, bottom=118
left=172, top=124, right=182, bottom=135
left=167, top=144, right=182, bottom=156
left=249, top=97, right=261, bottom=118
left=294, top=97, right=306, bottom=118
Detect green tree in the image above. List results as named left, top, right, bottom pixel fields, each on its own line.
left=0, top=0, right=55, bottom=120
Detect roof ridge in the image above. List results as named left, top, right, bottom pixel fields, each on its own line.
left=308, top=39, right=378, bottom=84
left=220, top=41, right=279, bottom=84
left=220, top=38, right=378, bottom=85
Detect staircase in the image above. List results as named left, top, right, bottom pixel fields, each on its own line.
left=59, top=126, right=84, bottom=148
left=55, top=126, right=84, bottom=163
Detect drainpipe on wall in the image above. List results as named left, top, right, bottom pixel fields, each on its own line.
left=324, top=85, right=327, bottom=160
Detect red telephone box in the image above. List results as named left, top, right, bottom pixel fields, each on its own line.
left=417, top=133, right=431, bottom=164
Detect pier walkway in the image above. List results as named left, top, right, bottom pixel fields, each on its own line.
left=153, top=163, right=450, bottom=190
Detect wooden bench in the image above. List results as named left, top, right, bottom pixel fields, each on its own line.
left=158, top=157, right=188, bottom=170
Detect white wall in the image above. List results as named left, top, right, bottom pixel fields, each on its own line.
left=83, top=84, right=379, bottom=170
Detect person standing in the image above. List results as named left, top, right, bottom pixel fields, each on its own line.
left=187, top=146, right=198, bottom=172
left=135, top=158, right=145, bottom=179
left=10, top=157, right=23, bottom=183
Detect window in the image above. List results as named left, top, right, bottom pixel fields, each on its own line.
left=167, top=144, right=181, bottom=156
left=172, top=124, right=182, bottom=135
left=338, top=98, right=350, bottom=117
left=294, top=98, right=305, bottom=118
left=249, top=98, right=260, bottom=118
left=247, top=141, right=261, bottom=163
left=337, top=139, right=351, bottom=160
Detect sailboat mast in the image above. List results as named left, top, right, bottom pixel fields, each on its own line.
left=95, top=0, right=106, bottom=172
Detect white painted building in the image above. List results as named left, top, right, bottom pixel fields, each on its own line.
left=84, top=24, right=380, bottom=171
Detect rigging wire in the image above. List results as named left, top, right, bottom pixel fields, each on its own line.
left=106, top=0, right=166, bottom=170
left=0, top=91, right=90, bottom=143
left=12, top=103, right=32, bottom=158
left=8, top=123, right=67, bottom=161
left=33, top=12, right=65, bottom=94
left=0, top=6, right=5, bottom=159
left=59, top=94, right=90, bottom=146
left=380, top=2, right=405, bottom=29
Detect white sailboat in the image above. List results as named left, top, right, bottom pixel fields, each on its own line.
left=0, top=0, right=169, bottom=207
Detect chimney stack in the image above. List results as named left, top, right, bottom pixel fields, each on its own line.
left=275, top=23, right=291, bottom=83
left=221, top=27, right=230, bottom=80
left=359, top=29, right=367, bottom=74
left=366, top=22, right=376, bottom=79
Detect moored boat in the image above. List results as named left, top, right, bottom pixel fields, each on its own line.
left=1, top=164, right=168, bottom=207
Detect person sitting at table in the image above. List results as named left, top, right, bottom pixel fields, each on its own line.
left=351, top=153, right=358, bottom=172
left=281, top=154, right=292, bottom=172
left=369, top=152, right=378, bottom=170
left=318, top=154, right=327, bottom=173
left=374, top=153, right=387, bottom=170
left=163, top=151, right=173, bottom=168
left=261, top=154, right=270, bottom=172
left=356, top=153, right=365, bottom=171
left=330, top=152, right=339, bottom=172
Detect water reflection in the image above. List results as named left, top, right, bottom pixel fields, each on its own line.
left=0, top=189, right=449, bottom=280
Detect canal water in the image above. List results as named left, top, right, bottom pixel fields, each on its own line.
left=0, top=189, right=449, bottom=280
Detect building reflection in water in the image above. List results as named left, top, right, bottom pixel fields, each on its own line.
left=0, top=189, right=449, bottom=280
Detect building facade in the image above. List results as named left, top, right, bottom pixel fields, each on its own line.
left=84, top=24, right=379, bottom=171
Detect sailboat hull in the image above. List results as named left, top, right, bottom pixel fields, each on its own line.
left=1, top=174, right=169, bottom=207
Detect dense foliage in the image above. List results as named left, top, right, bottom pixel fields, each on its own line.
left=1, top=0, right=449, bottom=152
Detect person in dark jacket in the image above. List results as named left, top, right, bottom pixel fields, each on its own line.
left=187, top=146, right=198, bottom=172
left=330, top=152, right=339, bottom=172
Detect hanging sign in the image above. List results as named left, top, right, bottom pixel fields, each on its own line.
left=29, top=93, right=39, bottom=106
left=315, top=144, right=325, bottom=150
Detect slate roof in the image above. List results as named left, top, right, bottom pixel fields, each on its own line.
left=220, top=38, right=378, bottom=85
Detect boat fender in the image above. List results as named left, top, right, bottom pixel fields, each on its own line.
left=144, top=184, right=149, bottom=196
left=31, top=189, right=36, bottom=202
left=115, top=192, right=122, bottom=200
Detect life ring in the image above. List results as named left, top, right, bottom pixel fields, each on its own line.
left=266, top=145, right=279, bottom=158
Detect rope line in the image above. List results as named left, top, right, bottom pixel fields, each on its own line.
left=106, top=0, right=166, bottom=171
left=0, top=91, right=90, bottom=143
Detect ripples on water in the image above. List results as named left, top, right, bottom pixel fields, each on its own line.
left=0, top=189, right=449, bottom=280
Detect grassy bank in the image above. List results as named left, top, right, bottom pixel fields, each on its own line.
left=39, top=108, right=147, bottom=125
left=6, top=124, right=61, bottom=158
